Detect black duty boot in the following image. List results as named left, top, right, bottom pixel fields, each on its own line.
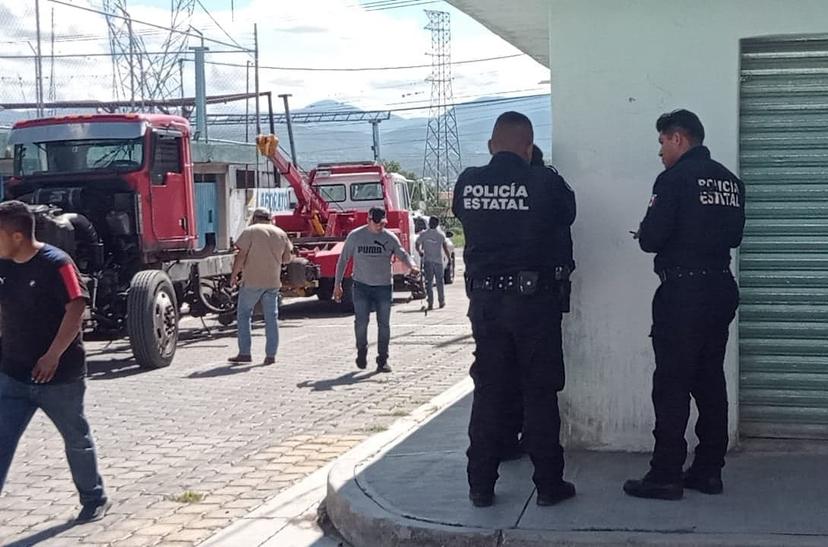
left=683, top=470, right=723, bottom=495
left=536, top=481, right=576, bottom=506
left=469, top=489, right=494, bottom=507
left=623, top=474, right=683, bottom=500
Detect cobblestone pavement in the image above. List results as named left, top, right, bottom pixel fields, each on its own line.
left=0, top=267, right=473, bottom=547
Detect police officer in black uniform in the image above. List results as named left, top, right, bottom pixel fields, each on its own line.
left=624, top=109, right=745, bottom=500
left=453, top=112, right=576, bottom=507
left=501, top=145, right=575, bottom=460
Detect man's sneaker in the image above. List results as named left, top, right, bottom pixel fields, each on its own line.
left=623, top=476, right=683, bottom=500
left=75, top=499, right=111, bottom=524
left=683, top=472, right=723, bottom=495
left=376, top=363, right=392, bottom=373
left=439, top=302, right=446, bottom=309
left=263, top=356, right=276, bottom=365
left=355, top=353, right=367, bottom=369
left=469, top=490, right=494, bottom=507
left=228, top=354, right=252, bottom=364
left=427, top=303, right=434, bottom=311
left=537, top=481, right=576, bottom=506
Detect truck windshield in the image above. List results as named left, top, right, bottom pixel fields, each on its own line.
left=14, top=138, right=145, bottom=176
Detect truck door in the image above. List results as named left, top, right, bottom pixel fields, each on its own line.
left=149, top=131, right=192, bottom=248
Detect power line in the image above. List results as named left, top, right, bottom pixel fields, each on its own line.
left=0, top=50, right=244, bottom=59
left=194, top=0, right=248, bottom=53
left=362, top=0, right=443, bottom=12
left=194, top=53, right=524, bottom=72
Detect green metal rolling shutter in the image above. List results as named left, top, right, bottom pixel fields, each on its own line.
left=739, top=36, right=828, bottom=439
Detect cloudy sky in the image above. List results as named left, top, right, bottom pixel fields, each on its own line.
left=0, top=0, right=549, bottom=115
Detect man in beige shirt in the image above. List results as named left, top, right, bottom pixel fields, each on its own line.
left=229, top=207, right=293, bottom=365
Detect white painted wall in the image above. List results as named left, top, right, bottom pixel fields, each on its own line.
left=224, top=165, right=280, bottom=244
left=547, top=0, right=828, bottom=450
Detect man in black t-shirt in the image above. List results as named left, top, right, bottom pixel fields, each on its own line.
left=0, top=201, right=110, bottom=524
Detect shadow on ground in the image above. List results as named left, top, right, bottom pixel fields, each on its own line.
left=297, top=371, right=380, bottom=391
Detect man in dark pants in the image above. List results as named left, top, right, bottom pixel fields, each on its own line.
left=624, top=110, right=745, bottom=500
left=0, top=201, right=110, bottom=523
left=454, top=112, right=576, bottom=507
left=334, top=207, right=419, bottom=373
left=502, top=144, right=575, bottom=460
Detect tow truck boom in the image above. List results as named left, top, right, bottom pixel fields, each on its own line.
left=256, top=134, right=328, bottom=235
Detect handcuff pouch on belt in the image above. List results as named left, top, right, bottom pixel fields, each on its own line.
left=517, top=271, right=539, bottom=295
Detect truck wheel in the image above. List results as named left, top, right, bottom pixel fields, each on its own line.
left=444, top=254, right=456, bottom=285
left=317, top=279, right=334, bottom=301
left=127, top=270, right=179, bottom=369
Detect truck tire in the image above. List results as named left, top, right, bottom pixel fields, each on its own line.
left=127, top=270, right=179, bottom=369
left=444, top=254, right=456, bottom=285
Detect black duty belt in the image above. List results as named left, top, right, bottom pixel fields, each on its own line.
left=657, top=267, right=732, bottom=283
left=468, top=268, right=570, bottom=294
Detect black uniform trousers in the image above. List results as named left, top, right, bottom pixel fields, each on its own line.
left=649, top=271, right=739, bottom=483
left=466, top=289, right=565, bottom=494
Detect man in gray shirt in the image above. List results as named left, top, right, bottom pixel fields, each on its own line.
left=334, top=207, right=418, bottom=373
left=416, top=216, right=452, bottom=310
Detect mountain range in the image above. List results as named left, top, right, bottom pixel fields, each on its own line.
left=1, top=94, right=552, bottom=177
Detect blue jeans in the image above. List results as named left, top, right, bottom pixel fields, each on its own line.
left=0, top=373, right=106, bottom=505
left=353, top=282, right=392, bottom=363
left=423, top=261, right=445, bottom=307
left=237, top=287, right=280, bottom=358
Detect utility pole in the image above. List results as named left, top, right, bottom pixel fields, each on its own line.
left=254, top=24, right=260, bottom=135
left=254, top=24, right=260, bottom=196
left=49, top=6, right=56, bottom=112
left=371, top=120, right=382, bottom=162
left=127, top=15, right=136, bottom=109
left=245, top=60, right=251, bottom=142
left=191, top=44, right=209, bottom=141
left=35, top=0, right=44, bottom=116
left=279, top=93, right=298, bottom=165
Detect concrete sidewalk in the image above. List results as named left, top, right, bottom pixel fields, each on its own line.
left=327, top=392, right=828, bottom=546
left=199, top=379, right=477, bottom=546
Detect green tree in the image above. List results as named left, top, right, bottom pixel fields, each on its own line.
left=382, top=160, right=418, bottom=182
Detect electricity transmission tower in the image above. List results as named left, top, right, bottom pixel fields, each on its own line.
left=104, top=0, right=195, bottom=110
left=422, top=10, right=462, bottom=213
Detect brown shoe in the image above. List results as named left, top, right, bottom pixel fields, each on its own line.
left=228, top=354, right=252, bottom=364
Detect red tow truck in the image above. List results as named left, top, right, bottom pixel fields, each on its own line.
left=256, top=135, right=423, bottom=306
